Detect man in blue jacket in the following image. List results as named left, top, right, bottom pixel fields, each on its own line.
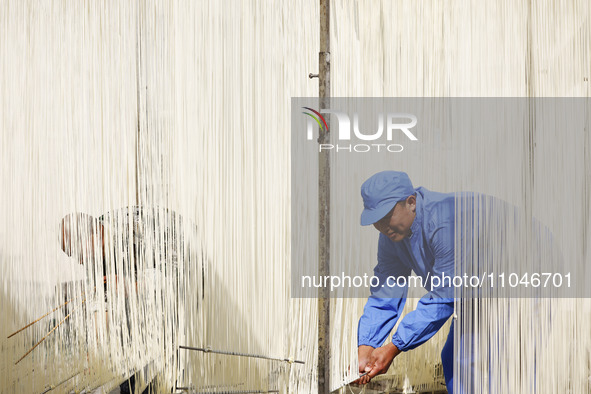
left=356, top=171, right=456, bottom=392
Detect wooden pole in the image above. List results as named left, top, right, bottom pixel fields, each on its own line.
left=14, top=300, right=85, bottom=365
left=318, top=0, right=330, bottom=392
left=7, top=296, right=79, bottom=339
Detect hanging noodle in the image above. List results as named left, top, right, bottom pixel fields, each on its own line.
left=1, top=1, right=590, bottom=393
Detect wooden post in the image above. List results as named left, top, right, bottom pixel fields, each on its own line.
left=318, top=0, right=330, bottom=392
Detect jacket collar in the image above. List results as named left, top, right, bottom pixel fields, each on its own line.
left=409, top=191, right=422, bottom=240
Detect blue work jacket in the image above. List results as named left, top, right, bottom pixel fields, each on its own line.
left=358, top=187, right=457, bottom=351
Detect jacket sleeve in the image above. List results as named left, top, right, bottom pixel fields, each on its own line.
left=358, top=234, right=412, bottom=348
left=391, top=219, right=455, bottom=351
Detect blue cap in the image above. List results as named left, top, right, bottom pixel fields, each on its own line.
left=360, top=171, right=415, bottom=226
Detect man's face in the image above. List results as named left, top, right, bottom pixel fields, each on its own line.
left=373, top=197, right=416, bottom=242
left=60, top=214, right=104, bottom=264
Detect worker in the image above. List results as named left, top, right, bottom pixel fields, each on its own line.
left=355, top=171, right=458, bottom=392
left=59, top=206, right=194, bottom=394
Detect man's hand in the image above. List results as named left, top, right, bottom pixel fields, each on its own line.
left=356, top=343, right=400, bottom=384
left=355, top=345, right=374, bottom=384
